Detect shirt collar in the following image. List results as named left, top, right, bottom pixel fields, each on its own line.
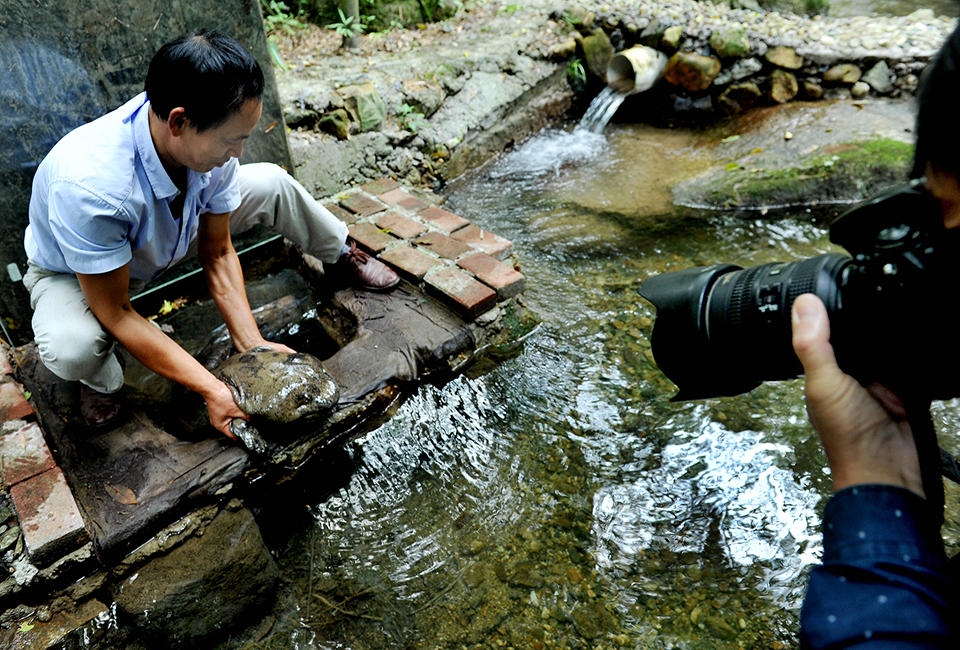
left=131, top=92, right=180, bottom=201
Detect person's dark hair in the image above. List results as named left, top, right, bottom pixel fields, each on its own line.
left=145, top=29, right=264, bottom=133
left=913, top=24, right=960, bottom=179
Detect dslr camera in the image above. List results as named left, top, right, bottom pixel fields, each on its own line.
left=638, top=179, right=960, bottom=402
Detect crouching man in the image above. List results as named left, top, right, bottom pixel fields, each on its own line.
left=23, top=29, right=399, bottom=437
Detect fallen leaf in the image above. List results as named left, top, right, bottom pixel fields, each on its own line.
left=749, top=147, right=763, bottom=155
left=157, top=296, right=188, bottom=316
left=720, top=134, right=741, bottom=143
left=17, top=621, right=34, bottom=633
left=263, top=121, right=278, bottom=134
left=105, top=483, right=139, bottom=505
left=725, top=162, right=741, bottom=171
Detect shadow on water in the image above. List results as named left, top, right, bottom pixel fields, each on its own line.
left=237, top=119, right=960, bottom=648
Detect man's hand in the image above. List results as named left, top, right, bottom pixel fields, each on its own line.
left=78, top=266, right=249, bottom=442
left=202, top=380, right=248, bottom=440
left=791, top=294, right=924, bottom=497
left=252, top=339, right=296, bottom=355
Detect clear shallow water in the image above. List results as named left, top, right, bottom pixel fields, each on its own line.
left=241, top=123, right=891, bottom=648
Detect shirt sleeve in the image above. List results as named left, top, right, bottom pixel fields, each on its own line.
left=202, top=157, right=242, bottom=215
left=800, top=485, right=955, bottom=648
left=46, top=180, right=133, bottom=274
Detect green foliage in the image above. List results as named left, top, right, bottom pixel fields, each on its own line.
left=302, top=1, right=468, bottom=32
left=327, top=7, right=366, bottom=39
left=566, top=58, right=586, bottom=84
left=498, top=3, right=519, bottom=16
left=267, top=39, right=287, bottom=70
left=396, top=103, right=427, bottom=132
left=261, top=0, right=307, bottom=34
left=420, top=0, right=464, bottom=22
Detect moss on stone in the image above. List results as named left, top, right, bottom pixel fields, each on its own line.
left=698, top=138, right=914, bottom=210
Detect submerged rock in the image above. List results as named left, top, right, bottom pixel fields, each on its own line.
left=215, top=347, right=339, bottom=453
left=112, top=508, right=278, bottom=645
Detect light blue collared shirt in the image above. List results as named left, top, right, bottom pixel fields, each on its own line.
left=24, top=92, right=241, bottom=281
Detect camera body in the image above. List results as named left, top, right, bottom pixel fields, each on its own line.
left=638, top=179, right=960, bottom=401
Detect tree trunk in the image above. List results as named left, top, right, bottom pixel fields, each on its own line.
left=345, top=0, right=359, bottom=49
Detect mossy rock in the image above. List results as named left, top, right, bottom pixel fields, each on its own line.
left=678, top=138, right=914, bottom=211
left=319, top=109, right=350, bottom=139
left=709, top=29, right=750, bottom=60
left=581, top=29, right=615, bottom=80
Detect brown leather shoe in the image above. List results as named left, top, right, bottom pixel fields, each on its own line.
left=332, top=241, right=400, bottom=291
left=79, top=384, right=125, bottom=429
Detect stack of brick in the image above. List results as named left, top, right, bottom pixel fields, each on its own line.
left=0, top=350, right=88, bottom=565
left=324, top=179, right=526, bottom=319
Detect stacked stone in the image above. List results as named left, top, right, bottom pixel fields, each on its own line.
left=326, top=179, right=525, bottom=318
left=566, top=1, right=954, bottom=114
left=0, top=348, right=90, bottom=599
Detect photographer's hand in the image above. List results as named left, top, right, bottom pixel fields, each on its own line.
left=791, top=294, right=925, bottom=498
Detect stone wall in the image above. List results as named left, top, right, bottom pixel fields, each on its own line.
left=0, top=0, right=292, bottom=342
left=566, top=3, right=954, bottom=113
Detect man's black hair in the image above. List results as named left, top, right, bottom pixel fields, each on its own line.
left=145, top=29, right=264, bottom=133
left=913, top=23, right=960, bottom=178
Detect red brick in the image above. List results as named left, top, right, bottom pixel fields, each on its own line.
left=424, top=266, right=497, bottom=319
left=450, top=224, right=513, bottom=259
left=380, top=245, right=444, bottom=281
left=340, top=193, right=387, bottom=216
left=413, top=231, right=473, bottom=260
left=0, top=351, right=12, bottom=376
left=457, top=252, right=526, bottom=300
left=323, top=201, right=358, bottom=224
left=10, top=466, right=88, bottom=562
left=418, top=206, right=469, bottom=234
left=348, top=222, right=400, bottom=253
left=0, top=381, right=34, bottom=422
left=0, top=422, right=55, bottom=487
left=361, top=178, right=400, bottom=195
left=374, top=211, right=427, bottom=239
left=379, top=188, right=430, bottom=212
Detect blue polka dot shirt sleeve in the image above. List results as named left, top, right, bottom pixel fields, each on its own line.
left=800, top=485, right=956, bottom=648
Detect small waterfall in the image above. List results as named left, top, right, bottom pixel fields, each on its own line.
left=578, top=86, right=630, bottom=134
left=484, top=85, right=631, bottom=179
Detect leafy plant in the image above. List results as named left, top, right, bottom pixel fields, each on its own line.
left=566, top=58, right=586, bottom=84
left=498, top=3, right=520, bottom=16
left=561, top=11, right=579, bottom=28
left=327, top=7, right=366, bottom=39
left=421, top=0, right=464, bottom=22
left=261, top=0, right=306, bottom=34
left=267, top=39, right=287, bottom=70
left=396, top=103, right=427, bottom=132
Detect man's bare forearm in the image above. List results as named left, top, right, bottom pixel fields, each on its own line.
left=76, top=267, right=245, bottom=437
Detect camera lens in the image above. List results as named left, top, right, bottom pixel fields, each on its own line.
left=638, top=253, right=849, bottom=400
left=705, top=254, right=849, bottom=381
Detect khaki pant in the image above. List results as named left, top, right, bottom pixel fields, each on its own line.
left=23, top=162, right=348, bottom=393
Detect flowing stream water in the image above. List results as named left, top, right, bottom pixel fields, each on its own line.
left=239, top=112, right=960, bottom=648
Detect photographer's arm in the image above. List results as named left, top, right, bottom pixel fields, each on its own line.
left=791, top=294, right=954, bottom=647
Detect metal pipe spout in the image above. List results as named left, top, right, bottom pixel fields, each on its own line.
left=607, top=46, right=668, bottom=95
